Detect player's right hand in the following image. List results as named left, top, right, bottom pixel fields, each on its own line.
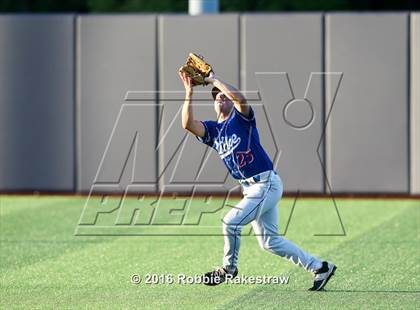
left=178, top=71, right=193, bottom=94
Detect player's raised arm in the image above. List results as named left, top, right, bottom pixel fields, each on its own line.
left=178, top=71, right=205, bottom=138
left=205, top=73, right=250, bottom=117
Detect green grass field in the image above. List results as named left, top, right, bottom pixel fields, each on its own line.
left=1, top=195, right=419, bottom=309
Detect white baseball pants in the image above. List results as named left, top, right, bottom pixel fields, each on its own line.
left=222, top=171, right=323, bottom=273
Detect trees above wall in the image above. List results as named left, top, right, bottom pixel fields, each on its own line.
left=0, top=0, right=419, bottom=13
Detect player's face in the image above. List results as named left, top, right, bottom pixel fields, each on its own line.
left=214, top=92, right=233, bottom=116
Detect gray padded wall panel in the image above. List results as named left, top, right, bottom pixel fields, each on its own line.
left=78, top=15, right=157, bottom=192
left=159, top=15, right=240, bottom=193
left=326, top=13, right=409, bottom=193
left=242, top=14, right=324, bottom=193
left=0, top=15, right=75, bottom=191
left=411, top=13, right=420, bottom=195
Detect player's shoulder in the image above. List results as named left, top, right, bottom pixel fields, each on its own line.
left=206, top=120, right=219, bottom=126
left=200, top=120, right=219, bottom=136
left=232, top=106, right=255, bottom=123
left=202, top=119, right=218, bottom=129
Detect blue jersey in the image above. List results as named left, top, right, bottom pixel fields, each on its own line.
left=196, top=107, right=273, bottom=180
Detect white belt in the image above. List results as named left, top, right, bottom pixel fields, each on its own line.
left=239, top=170, right=276, bottom=186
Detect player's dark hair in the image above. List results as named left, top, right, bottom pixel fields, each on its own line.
left=212, top=87, right=221, bottom=101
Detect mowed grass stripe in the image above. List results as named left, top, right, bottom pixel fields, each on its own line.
left=234, top=201, right=419, bottom=291
left=218, top=204, right=420, bottom=310
left=0, top=197, right=406, bottom=273
left=2, top=197, right=418, bottom=309
left=0, top=196, right=74, bottom=217
left=0, top=197, right=112, bottom=272
left=0, top=199, right=414, bottom=270
left=2, top=235, right=249, bottom=309
left=1, top=198, right=82, bottom=240
left=229, top=200, right=416, bottom=283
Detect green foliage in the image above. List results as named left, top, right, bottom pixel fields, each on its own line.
left=86, top=0, right=187, bottom=12
left=0, top=0, right=88, bottom=12
left=220, top=0, right=351, bottom=11
left=0, top=0, right=419, bottom=12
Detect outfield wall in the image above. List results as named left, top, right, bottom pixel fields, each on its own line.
left=0, top=13, right=419, bottom=195
left=0, top=15, right=75, bottom=191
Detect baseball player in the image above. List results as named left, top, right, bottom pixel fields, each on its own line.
left=178, top=70, right=336, bottom=291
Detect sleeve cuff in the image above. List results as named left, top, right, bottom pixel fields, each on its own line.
left=196, top=121, right=211, bottom=144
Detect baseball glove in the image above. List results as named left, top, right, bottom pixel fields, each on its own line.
left=179, top=53, right=213, bottom=86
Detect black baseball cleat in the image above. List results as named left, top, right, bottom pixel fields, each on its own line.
left=309, top=261, right=337, bottom=291
left=202, top=267, right=238, bottom=286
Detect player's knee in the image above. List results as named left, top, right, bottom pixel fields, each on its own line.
left=262, top=236, right=282, bottom=253
left=222, top=214, right=241, bottom=228
left=222, top=221, right=242, bottom=235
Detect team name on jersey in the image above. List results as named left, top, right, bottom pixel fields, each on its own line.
left=213, top=133, right=241, bottom=159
